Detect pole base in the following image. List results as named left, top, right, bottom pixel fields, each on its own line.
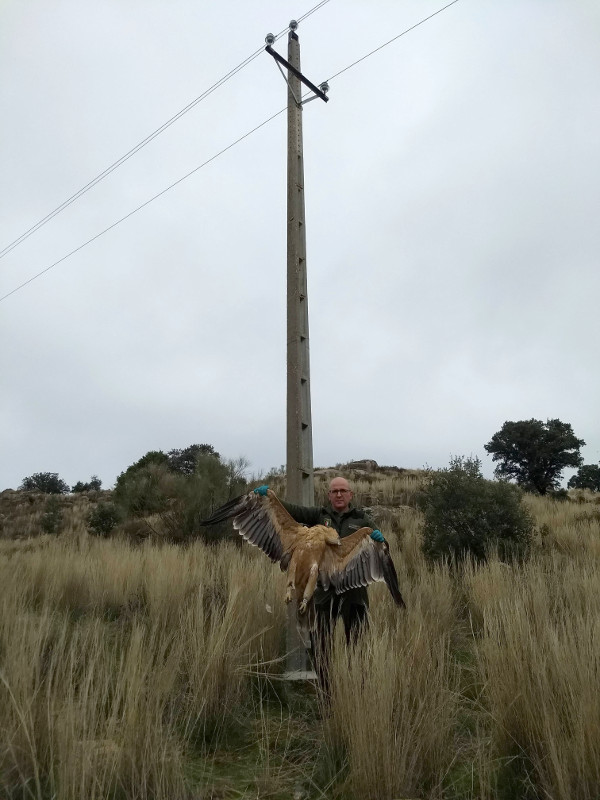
left=282, top=669, right=317, bottom=681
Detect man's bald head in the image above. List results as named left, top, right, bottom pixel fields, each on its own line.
left=328, top=476, right=353, bottom=513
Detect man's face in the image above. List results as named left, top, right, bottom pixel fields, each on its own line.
left=328, top=478, right=353, bottom=512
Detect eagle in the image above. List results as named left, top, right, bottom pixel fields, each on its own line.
left=200, top=489, right=405, bottom=625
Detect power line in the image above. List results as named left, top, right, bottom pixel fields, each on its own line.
left=0, top=0, right=459, bottom=304
left=0, top=0, right=334, bottom=262
left=0, top=107, right=286, bottom=303
left=296, top=0, right=333, bottom=24
left=326, top=0, right=460, bottom=83
left=0, top=54, right=262, bottom=260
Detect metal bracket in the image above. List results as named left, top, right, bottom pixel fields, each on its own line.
left=274, top=58, right=302, bottom=106
left=265, top=45, right=329, bottom=104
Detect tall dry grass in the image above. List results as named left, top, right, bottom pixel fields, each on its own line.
left=325, top=562, right=460, bottom=800
left=465, top=551, right=600, bottom=800
left=267, top=468, right=427, bottom=510
left=0, top=536, right=287, bottom=799
left=2, top=487, right=600, bottom=799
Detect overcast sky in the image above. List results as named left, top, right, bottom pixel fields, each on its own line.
left=1, top=0, right=599, bottom=491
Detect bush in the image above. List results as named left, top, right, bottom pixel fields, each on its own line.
left=113, top=445, right=248, bottom=542
left=159, top=455, right=248, bottom=544
left=87, top=503, right=123, bottom=537
left=568, top=464, right=600, bottom=492
left=113, top=462, right=176, bottom=517
left=72, top=475, right=102, bottom=492
left=41, top=496, right=63, bottom=534
left=113, top=447, right=221, bottom=516
left=547, top=488, right=570, bottom=502
left=20, top=472, right=69, bottom=494
left=421, top=456, right=533, bottom=563
left=167, top=444, right=220, bottom=475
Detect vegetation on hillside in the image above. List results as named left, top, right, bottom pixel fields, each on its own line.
left=568, top=463, right=600, bottom=491
left=2, top=459, right=600, bottom=798
left=484, top=418, right=585, bottom=494
left=19, top=472, right=70, bottom=494
left=420, top=456, right=533, bottom=563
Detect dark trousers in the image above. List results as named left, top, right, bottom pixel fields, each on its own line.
left=309, top=595, right=368, bottom=697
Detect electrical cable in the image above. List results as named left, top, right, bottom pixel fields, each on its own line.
left=296, top=0, right=333, bottom=24
left=326, top=0, right=460, bottom=83
left=0, top=106, right=286, bottom=303
left=0, top=0, right=459, bottom=304
left=0, top=53, right=263, bottom=260
left=0, top=0, right=333, bottom=262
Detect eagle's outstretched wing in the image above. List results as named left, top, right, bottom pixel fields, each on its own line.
left=319, top=528, right=405, bottom=607
left=199, top=490, right=301, bottom=565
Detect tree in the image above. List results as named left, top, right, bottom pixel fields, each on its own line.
left=421, top=456, right=533, bottom=563
left=20, top=472, right=69, bottom=494
left=113, top=450, right=169, bottom=507
left=112, top=444, right=239, bottom=533
left=484, top=419, right=585, bottom=495
left=72, top=475, right=102, bottom=492
left=114, top=461, right=175, bottom=517
left=158, top=453, right=242, bottom=544
left=167, top=444, right=220, bottom=475
left=568, top=464, right=600, bottom=492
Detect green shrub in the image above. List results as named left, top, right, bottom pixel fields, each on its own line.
left=421, top=456, right=533, bottom=563
left=159, top=455, right=248, bottom=544
left=72, top=475, right=102, bottom=492
left=111, top=445, right=248, bottom=542
left=87, top=503, right=123, bottom=537
left=547, top=488, right=569, bottom=502
left=568, top=464, right=600, bottom=492
left=113, top=462, right=178, bottom=517
left=20, top=472, right=69, bottom=494
left=41, top=496, right=63, bottom=534
left=119, top=517, right=153, bottom=542
left=167, top=443, right=220, bottom=475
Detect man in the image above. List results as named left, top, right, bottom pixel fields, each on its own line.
left=255, top=476, right=384, bottom=691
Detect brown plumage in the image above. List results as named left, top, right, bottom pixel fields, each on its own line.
left=199, top=489, right=405, bottom=620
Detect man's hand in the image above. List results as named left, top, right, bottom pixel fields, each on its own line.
left=253, top=485, right=269, bottom=496
left=370, top=529, right=385, bottom=543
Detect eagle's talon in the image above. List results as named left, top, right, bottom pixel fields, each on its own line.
left=298, top=600, right=308, bottom=614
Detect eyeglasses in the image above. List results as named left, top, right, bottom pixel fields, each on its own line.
left=329, top=489, right=351, bottom=495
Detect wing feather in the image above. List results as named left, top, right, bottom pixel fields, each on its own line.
left=240, top=514, right=269, bottom=552
left=232, top=508, right=284, bottom=562
left=320, top=528, right=405, bottom=607
left=199, top=490, right=302, bottom=563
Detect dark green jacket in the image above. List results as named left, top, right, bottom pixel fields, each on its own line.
left=281, top=500, right=375, bottom=607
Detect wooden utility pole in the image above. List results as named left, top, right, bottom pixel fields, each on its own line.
left=286, top=28, right=314, bottom=510
left=265, top=23, right=329, bottom=676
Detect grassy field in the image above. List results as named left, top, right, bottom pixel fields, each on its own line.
left=1, top=476, right=600, bottom=799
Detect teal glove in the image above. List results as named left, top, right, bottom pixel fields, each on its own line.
left=370, top=529, right=384, bottom=543
left=254, top=485, right=269, bottom=496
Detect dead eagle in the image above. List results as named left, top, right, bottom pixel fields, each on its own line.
left=200, top=489, right=405, bottom=617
